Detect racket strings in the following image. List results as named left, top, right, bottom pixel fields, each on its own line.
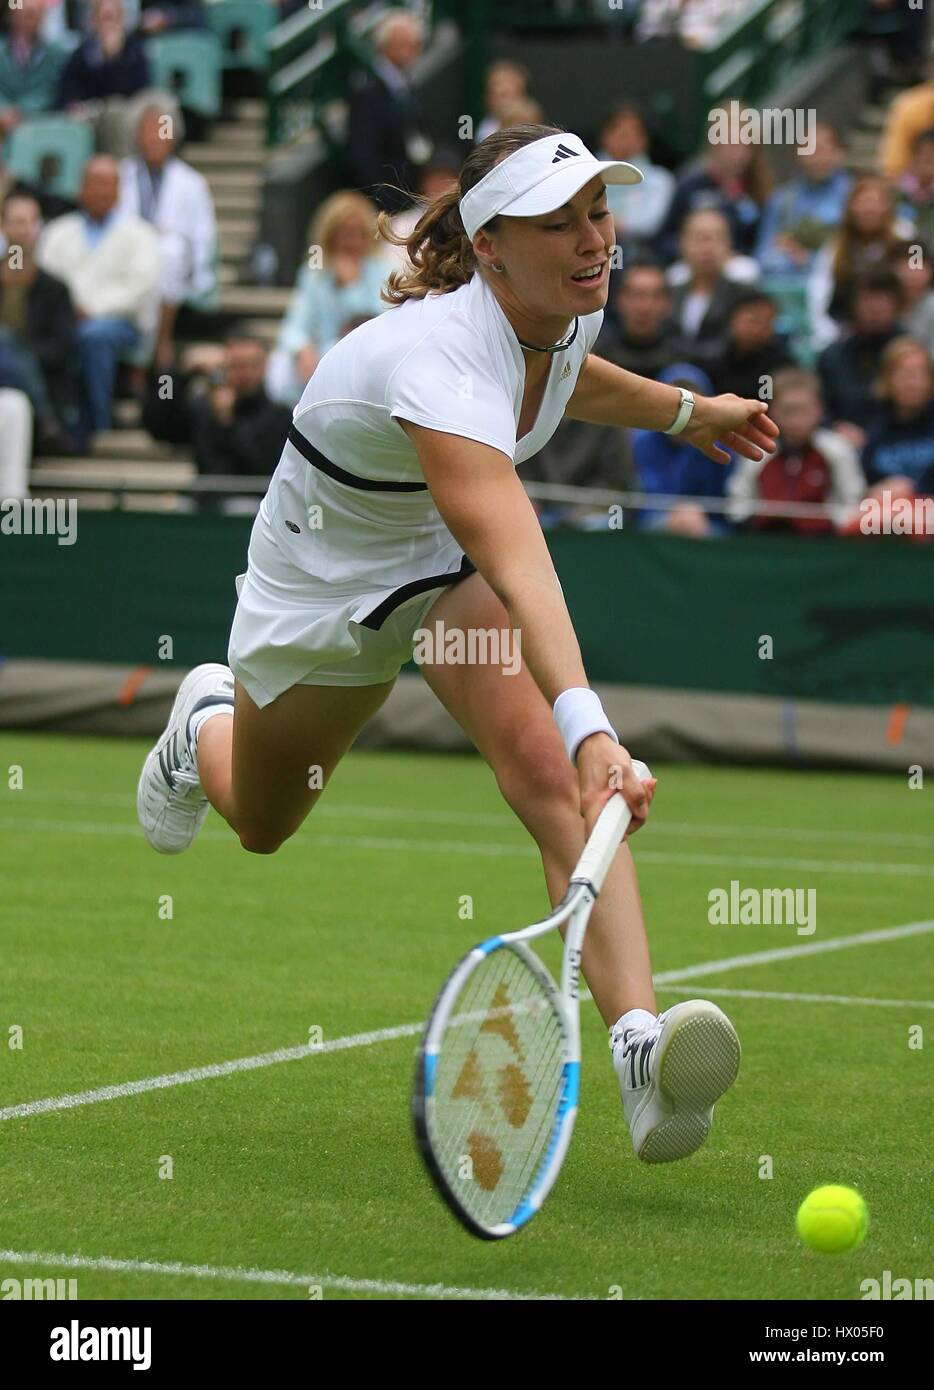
left=429, top=946, right=567, bottom=1229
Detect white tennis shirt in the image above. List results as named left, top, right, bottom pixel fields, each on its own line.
left=259, top=268, right=604, bottom=597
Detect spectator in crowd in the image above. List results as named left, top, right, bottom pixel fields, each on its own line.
left=0, top=382, right=32, bottom=496
left=0, top=153, right=72, bottom=254
left=727, top=368, right=864, bottom=534
left=267, top=191, right=391, bottom=407
left=637, top=0, right=736, bottom=49
left=862, top=337, right=934, bottom=498
left=0, top=191, right=79, bottom=455
left=659, top=128, right=772, bottom=260
left=142, top=332, right=291, bottom=511
left=895, top=127, right=934, bottom=247
left=892, top=239, right=934, bottom=354
left=755, top=123, right=852, bottom=281
left=495, top=95, right=546, bottom=130
left=711, top=290, right=795, bottom=400
left=631, top=362, right=734, bottom=536
left=599, top=261, right=690, bottom=377
left=881, top=55, right=934, bottom=178
left=56, top=0, right=151, bottom=157
left=817, top=269, right=906, bottom=447
left=116, top=99, right=217, bottom=370
left=0, top=0, right=69, bottom=137
left=36, top=154, right=160, bottom=443
left=667, top=209, right=757, bottom=352
left=346, top=9, right=434, bottom=214
left=808, top=175, right=910, bottom=348
left=594, top=104, right=675, bottom=253
left=475, top=60, right=531, bottom=144
left=380, top=147, right=460, bottom=276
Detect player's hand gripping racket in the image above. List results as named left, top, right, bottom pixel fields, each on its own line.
left=413, top=760, right=652, bottom=1239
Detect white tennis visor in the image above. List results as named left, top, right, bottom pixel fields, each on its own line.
left=459, top=132, right=643, bottom=242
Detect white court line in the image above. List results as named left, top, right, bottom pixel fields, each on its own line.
left=3, top=921, right=930, bottom=1126
left=0, top=1249, right=578, bottom=1301
left=8, top=791, right=933, bottom=850
left=1, top=815, right=933, bottom=877
left=659, top=986, right=934, bottom=1010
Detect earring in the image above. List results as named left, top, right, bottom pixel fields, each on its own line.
left=490, top=261, right=505, bottom=273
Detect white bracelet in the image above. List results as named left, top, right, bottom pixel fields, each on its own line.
left=664, top=386, right=695, bottom=435
left=553, top=688, right=618, bottom=765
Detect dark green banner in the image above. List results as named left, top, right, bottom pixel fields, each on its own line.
left=1, top=513, right=932, bottom=707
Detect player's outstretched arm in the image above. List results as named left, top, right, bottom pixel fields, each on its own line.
left=565, top=353, right=780, bottom=465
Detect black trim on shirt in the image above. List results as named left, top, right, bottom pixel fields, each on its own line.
left=287, top=425, right=429, bottom=492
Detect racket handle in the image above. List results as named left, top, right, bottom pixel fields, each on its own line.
left=571, top=759, right=653, bottom=895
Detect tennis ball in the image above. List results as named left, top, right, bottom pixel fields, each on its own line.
left=796, top=1185, right=868, bottom=1254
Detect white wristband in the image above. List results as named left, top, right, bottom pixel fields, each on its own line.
left=664, top=386, right=695, bottom=436
left=553, top=688, right=618, bottom=765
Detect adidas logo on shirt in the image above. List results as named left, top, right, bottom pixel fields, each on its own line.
left=551, top=143, right=580, bottom=163
left=561, top=360, right=572, bottom=380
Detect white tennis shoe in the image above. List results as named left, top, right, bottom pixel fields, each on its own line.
left=137, top=663, right=234, bottom=854
left=612, top=1000, right=741, bottom=1163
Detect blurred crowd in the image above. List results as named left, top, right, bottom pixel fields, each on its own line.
left=2, top=0, right=933, bottom=539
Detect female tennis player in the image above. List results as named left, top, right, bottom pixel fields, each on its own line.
left=138, top=125, right=778, bottom=1163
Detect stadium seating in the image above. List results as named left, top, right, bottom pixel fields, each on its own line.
left=145, top=32, right=223, bottom=118
left=207, top=0, right=275, bottom=72
left=3, top=116, right=94, bottom=199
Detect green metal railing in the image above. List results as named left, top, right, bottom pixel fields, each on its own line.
left=264, top=0, right=863, bottom=154
left=265, top=0, right=406, bottom=148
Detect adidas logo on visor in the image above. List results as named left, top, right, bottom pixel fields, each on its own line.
left=551, top=143, right=580, bottom=163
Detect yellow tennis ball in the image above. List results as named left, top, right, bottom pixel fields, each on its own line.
left=796, top=1185, right=868, bottom=1253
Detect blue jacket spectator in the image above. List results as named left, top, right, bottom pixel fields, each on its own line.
left=631, top=363, right=733, bottom=536
left=863, top=337, right=934, bottom=493
left=658, top=138, right=772, bottom=262
left=755, top=124, right=852, bottom=280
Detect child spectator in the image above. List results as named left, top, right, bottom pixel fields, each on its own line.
left=817, top=269, right=906, bottom=449
left=631, top=362, right=734, bottom=536
left=755, top=123, right=852, bottom=282
left=711, top=290, right=795, bottom=401
left=727, top=368, right=864, bottom=534
left=809, top=175, right=911, bottom=349
left=863, top=337, right=934, bottom=496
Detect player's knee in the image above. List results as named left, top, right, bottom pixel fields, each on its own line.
left=497, top=725, right=577, bottom=812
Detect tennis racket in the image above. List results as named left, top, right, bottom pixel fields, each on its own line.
left=412, top=759, right=652, bottom=1239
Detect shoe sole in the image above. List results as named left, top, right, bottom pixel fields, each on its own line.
left=637, top=1004, right=741, bottom=1164
left=136, top=663, right=231, bottom=854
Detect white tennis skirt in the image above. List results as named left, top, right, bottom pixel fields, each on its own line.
left=227, top=498, right=476, bottom=708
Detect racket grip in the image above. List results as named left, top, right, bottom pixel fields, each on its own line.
left=571, top=759, right=653, bottom=894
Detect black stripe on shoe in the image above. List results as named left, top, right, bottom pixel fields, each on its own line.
left=637, top=1036, right=655, bottom=1087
